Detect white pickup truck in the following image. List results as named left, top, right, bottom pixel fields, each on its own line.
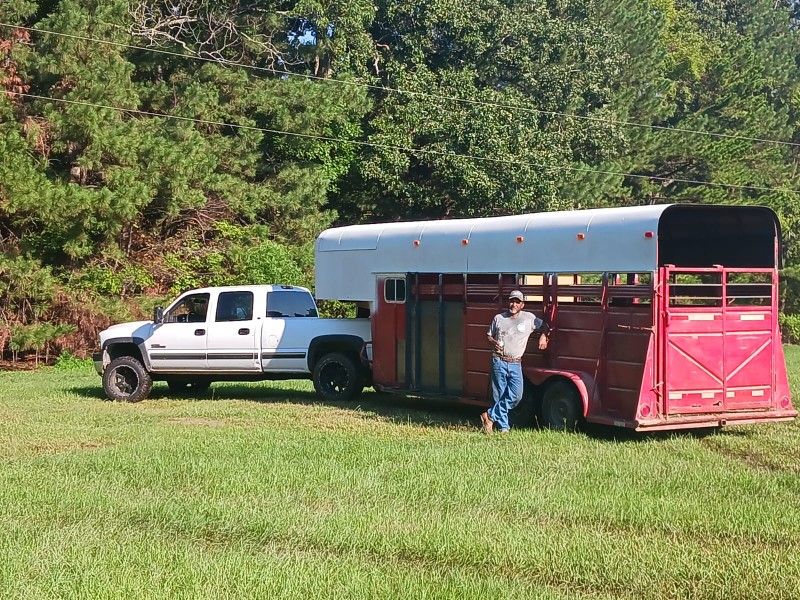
left=93, top=285, right=372, bottom=403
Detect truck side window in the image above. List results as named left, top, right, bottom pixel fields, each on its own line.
left=267, top=291, right=318, bottom=317
left=384, top=278, right=406, bottom=303
left=215, top=291, right=254, bottom=322
left=165, top=293, right=210, bottom=323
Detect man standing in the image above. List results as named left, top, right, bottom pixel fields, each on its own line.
left=481, top=290, right=549, bottom=434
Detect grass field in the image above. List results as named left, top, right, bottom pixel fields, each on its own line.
left=1, top=352, right=800, bottom=599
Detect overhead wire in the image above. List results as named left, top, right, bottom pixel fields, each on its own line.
left=2, top=22, right=800, bottom=149
left=6, top=91, right=800, bottom=196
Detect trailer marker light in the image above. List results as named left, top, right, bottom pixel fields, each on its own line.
left=781, top=396, right=790, bottom=408
left=461, top=239, right=469, bottom=246
left=644, top=231, right=654, bottom=238
left=516, top=235, right=525, bottom=243
left=576, top=233, right=585, bottom=240
left=413, top=240, right=421, bottom=247
left=640, top=405, right=651, bottom=417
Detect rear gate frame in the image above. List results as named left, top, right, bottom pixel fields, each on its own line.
left=660, top=266, right=775, bottom=417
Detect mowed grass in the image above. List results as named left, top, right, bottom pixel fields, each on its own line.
left=1, top=353, right=800, bottom=599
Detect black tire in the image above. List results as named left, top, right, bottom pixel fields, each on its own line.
left=166, top=379, right=211, bottom=396
left=103, top=356, right=153, bottom=403
left=540, top=380, right=582, bottom=431
left=509, top=381, right=538, bottom=429
left=312, top=352, right=364, bottom=402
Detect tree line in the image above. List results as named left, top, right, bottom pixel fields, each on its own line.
left=1, top=0, right=799, bottom=361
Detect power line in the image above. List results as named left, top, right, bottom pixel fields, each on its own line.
left=6, top=91, right=799, bottom=196
left=2, top=22, right=800, bottom=150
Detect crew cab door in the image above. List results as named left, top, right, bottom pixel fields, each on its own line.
left=261, top=289, right=318, bottom=372
left=147, top=292, right=210, bottom=371
left=205, top=290, right=260, bottom=372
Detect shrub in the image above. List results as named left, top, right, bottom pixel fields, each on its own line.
left=779, top=313, right=800, bottom=345
left=53, top=350, right=93, bottom=371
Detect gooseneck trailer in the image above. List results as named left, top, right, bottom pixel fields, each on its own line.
left=315, top=204, right=795, bottom=431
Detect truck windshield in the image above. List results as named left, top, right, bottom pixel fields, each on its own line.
left=267, top=290, right=318, bottom=317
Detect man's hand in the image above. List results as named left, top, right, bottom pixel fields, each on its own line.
left=488, top=336, right=501, bottom=352
left=538, top=334, right=549, bottom=351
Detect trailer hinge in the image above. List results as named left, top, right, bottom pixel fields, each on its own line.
left=615, top=325, right=654, bottom=333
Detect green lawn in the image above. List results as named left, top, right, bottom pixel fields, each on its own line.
left=1, top=352, right=799, bottom=599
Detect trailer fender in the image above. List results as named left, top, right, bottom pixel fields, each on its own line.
left=522, top=368, right=597, bottom=417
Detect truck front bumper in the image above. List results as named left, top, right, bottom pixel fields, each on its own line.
left=92, top=351, right=104, bottom=376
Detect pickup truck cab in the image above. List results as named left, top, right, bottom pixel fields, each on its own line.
left=93, top=285, right=371, bottom=403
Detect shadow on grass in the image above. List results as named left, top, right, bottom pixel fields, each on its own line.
left=69, top=383, right=480, bottom=430
left=68, top=382, right=759, bottom=440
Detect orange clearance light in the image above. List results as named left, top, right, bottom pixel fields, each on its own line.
left=644, top=231, right=654, bottom=239
left=576, top=233, right=586, bottom=240
left=412, top=239, right=421, bottom=247
left=461, top=239, right=469, bottom=246
left=516, top=235, right=525, bottom=244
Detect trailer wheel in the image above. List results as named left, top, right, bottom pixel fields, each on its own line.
left=540, top=380, right=582, bottom=431
left=103, top=356, right=153, bottom=403
left=313, top=352, right=364, bottom=402
left=509, top=380, right=538, bottom=429
left=167, top=379, right=211, bottom=396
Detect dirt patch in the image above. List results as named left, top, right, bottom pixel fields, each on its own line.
left=0, top=359, right=40, bottom=371
left=22, top=439, right=109, bottom=456
left=702, top=438, right=800, bottom=476
left=168, top=417, right=231, bottom=428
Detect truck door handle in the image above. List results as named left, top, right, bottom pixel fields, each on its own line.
left=238, top=328, right=250, bottom=335
left=194, top=329, right=205, bottom=336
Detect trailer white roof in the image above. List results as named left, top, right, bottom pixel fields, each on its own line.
left=315, top=204, right=674, bottom=302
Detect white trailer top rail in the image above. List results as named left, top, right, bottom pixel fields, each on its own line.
left=315, top=204, right=673, bottom=302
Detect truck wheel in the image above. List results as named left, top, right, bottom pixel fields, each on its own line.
left=313, top=352, right=364, bottom=402
left=167, top=379, right=211, bottom=396
left=540, top=380, right=582, bottom=431
left=103, top=356, right=153, bottom=403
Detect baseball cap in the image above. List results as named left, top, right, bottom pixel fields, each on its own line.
left=508, top=290, right=524, bottom=302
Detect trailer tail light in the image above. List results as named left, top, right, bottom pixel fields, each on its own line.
left=576, top=233, right=585, bottom=240
left=640, top=404, right=651, bottom=418
left=644, top=231, right=654, bottom=238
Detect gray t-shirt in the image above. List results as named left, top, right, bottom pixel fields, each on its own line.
left=487, top=310, right=547, bottom=359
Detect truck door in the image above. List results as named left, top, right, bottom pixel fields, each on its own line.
left=205, top=290, right=260, bottom=372
left=261, top=289, right=318, bottom=372
left=147, top=292, right=209, bottom=371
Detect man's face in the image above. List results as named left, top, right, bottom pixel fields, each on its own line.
left=508, top=298, right=524, bottom=315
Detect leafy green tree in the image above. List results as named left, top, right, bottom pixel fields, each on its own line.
left=332, top=0, right=623, bottom=221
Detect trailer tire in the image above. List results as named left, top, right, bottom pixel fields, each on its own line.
left=103, top=356, right=153, bottom=403
left=312, top=352, right=364, bottom=402
left=540, top=380, right=582, bottom=431
left=167, top=379, right=211, bottom=396
left=509, top=381, right=538, bottom=429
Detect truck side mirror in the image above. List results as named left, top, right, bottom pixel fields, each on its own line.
left=153, top=306, right=164, bottom=324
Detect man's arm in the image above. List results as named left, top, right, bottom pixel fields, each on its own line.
left=533, top=315, right=550, bottom=351
left=487, top=316, right=502, bottom=352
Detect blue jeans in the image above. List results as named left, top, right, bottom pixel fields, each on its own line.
left=489, top=356, right=524, bottom=431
